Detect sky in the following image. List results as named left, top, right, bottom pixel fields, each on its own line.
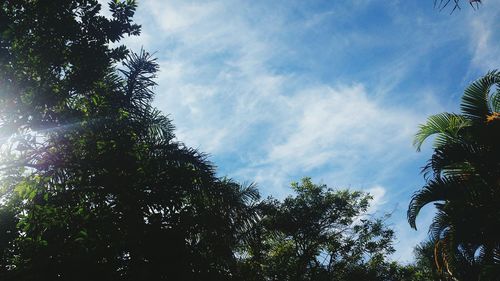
left=105, top=0, right=500, bottom=262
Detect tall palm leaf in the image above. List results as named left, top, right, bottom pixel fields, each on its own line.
left=413, top=113, right=470, bottom=152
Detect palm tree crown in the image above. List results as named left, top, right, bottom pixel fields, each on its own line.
left=408, top=71, right=500, bottom=280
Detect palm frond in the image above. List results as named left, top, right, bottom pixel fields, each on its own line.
left=413, top=113, right=470, bottom=152
left=146, top=108, right=176, bottom=144
left=408, top=177, right=464, bottom=229
left=236, top=182, right=261, bottom=204
left=422, top=142, right=484, bottom=179
left=428, top=209, right=451, bottom=241
left=119, top=49, right=159, bottom=111
left=461, top=70, right=500, bottom=121
left=158, top=143, right=216, bottom=178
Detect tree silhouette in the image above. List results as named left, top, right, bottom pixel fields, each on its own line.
left=237, top=178, right=422, bottom=281
left=0, top=1, right=258, bottom=280
left=408, top=71, right=500, bottom=280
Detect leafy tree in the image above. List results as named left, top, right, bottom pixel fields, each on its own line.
left=0, top=0, right=140, bottom=137
left=0, top=1, right=259, bottom=280
left=408, top=71, right=500, bottom=280
left=237, top=178, right=421, bottom=281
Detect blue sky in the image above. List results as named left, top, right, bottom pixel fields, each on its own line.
left=109, top=0, right=500, bottom=262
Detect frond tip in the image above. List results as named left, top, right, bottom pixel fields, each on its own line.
left=120, top=49, right=159, bottom=105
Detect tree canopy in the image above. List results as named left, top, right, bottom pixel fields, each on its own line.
left=237, top=178, right=401, bottom=281
left=0, top=1, right=258, bottom=280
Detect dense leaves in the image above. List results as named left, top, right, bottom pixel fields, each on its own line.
left=236, top=178, right=422, bottom=281
left=0, top=0, right=140, bottom=137
left=0, top=1, right=257, bottom=280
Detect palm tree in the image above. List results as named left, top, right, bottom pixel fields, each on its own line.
left=408, top=71, right=500, bottom=280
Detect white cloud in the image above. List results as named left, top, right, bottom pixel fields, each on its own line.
left=146, top=2, right=220, bottom=34
left=230, top=83, right=430, bottom=198
left=366, top=185, right=387, bottom=213
left=129, top=0, right=442, bottom=202
left=468, top=14, right=500, bottom=71
left=267, top=84, right=413, bottom=168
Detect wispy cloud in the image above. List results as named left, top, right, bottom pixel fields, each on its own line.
left=232, top=83, right=432, bottom=197
left=467, top=6, right=500, bottom=71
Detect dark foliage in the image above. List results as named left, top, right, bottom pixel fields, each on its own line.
left=0, top=1, right=257, bottom=280
left=236, top=178, right=424, bottom=281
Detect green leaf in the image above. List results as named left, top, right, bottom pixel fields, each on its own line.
left=413, top=113, right=470, bottom=151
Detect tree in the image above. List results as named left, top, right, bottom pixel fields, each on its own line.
left=236, top=178, right=422, bottom=281
left=0, top=1, right=259, bottom=280
left=408, top=71, right=500, bottom=280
